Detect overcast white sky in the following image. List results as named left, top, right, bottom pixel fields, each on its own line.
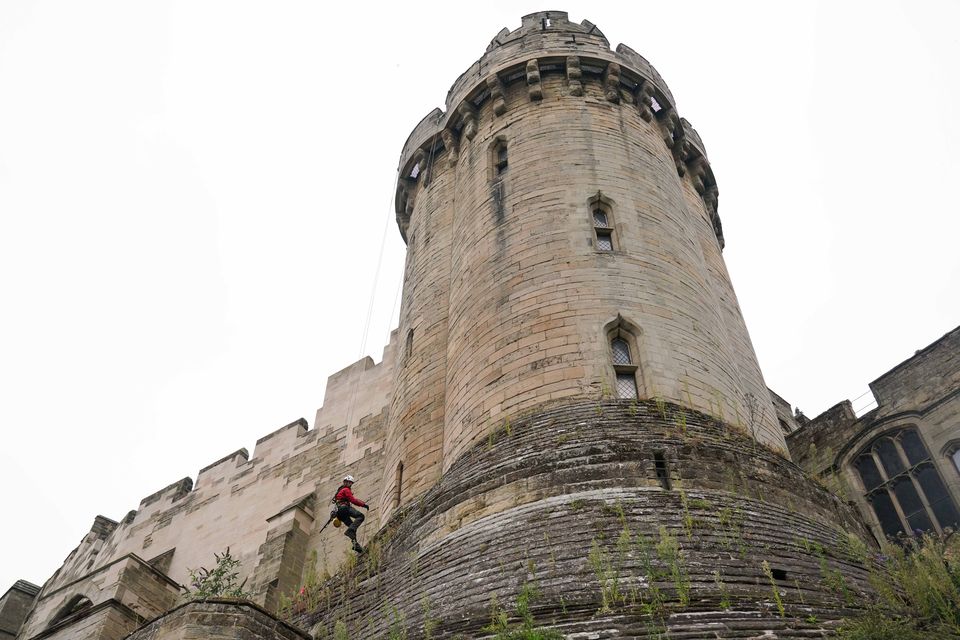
left=1, top=1, right=958, bottom=591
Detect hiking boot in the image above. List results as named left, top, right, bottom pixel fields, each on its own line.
left=352, top=542, right=364, bottom=553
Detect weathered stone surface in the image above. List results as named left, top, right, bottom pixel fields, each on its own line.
left=298, top=400, right=875, bottom=638
left=126, top=600, right=308, bottom=640
left=0, top=582, right=38, bottom=640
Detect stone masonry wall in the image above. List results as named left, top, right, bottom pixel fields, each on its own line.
left=18, top=336, right=398, bottom=638
left=382, top=10, right=784, bottom=525
left=300, top=399, right=875, bottom=639
left=0, top=582, right=38, bottom=640
left=126, top=600, right=308, bottom=640
left=789, top=326, right=960, bottom=545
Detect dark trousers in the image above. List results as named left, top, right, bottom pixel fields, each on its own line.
left=337, top=505, right=364, bottom=540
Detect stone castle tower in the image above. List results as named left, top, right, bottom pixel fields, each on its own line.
left=10, top=11, right=882, bottom=640
left=379, top=10, right=782, bottom=529
left=303, top=11, right=875, bottom=638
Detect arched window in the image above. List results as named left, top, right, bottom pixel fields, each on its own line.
left=589, top=194, right=615, bottom=252
left=604, top=316, right=643, bottom=400
left=852, top=428, right=960, bottom=539
left=49, top=595, right=93, bottom=627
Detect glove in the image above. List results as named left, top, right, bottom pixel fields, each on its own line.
left=363, top=504, right=370, bottom=510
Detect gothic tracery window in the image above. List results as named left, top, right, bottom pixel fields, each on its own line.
left=853, top=428, right=960, bottom=539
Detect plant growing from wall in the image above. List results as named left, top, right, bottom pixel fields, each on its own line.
left=714, top=570, right=731, bottom=610
left=181, top=547, right=251, bottom=600
left=762, top=561, right=785, bottom=618
left=483, top=582, right=563, bottom=639
left=655, top=526, right=690, bottom=607
left=278, top=551, right=333, bottom=620
left=588, top=539, right=621, bottom=613
left=835, top=531, right=960, bottom=637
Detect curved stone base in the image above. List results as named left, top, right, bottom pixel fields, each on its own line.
left=298, top=400, right=876, bottom=638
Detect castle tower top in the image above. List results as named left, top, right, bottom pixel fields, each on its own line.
left=394, top=11, right=717, bottom=244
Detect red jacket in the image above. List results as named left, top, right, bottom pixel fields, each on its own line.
left=334, top=485, right=366, bottom=508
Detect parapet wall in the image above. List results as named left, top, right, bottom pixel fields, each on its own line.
left=126, top=599, right=309, bottom=640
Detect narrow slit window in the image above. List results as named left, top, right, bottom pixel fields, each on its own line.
left=654, top=451, right=671, bottom=490
left=495, top=144, right=508, bottom=175
left=394, top=462, right=404, bottom=508
left=405, top=329, right=414, bottom=359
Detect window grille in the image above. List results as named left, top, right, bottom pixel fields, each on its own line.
left=592, top=205, right=614, bottom=251
left=616, top=373, right=638, bottom=399
left=610, top=334, right=638, bottom=398
left=596, top=232, right=613, bottom=251
left=612, top=338, right=631, bottom=365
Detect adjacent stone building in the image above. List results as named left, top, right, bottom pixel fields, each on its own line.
left=790, top=326, right=960, bottom=547
left=5, top=11, right=958, bottom=640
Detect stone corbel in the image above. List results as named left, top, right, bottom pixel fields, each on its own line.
left=687, top=157, right=709, bottom=194
left=704, top=184, right=719, bottom=215
left=566, top=56, right=583, bottom=97
left=658, top=108, right=682, bottom=148
left=526, top=59, right=542, bottom=101
left=486, top=74, right=507, bottom=116
left=457, top=103, right=478, bottom=141
left=635, top=80, right=655, bottom=122
left=440, top=129, right=458, bottom=168
left=672, top=138, right=690, bottom=177
left=603, top=62, right=621, bottom=103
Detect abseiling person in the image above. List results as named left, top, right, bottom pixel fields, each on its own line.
left=333, top=475, right=369, bottom=553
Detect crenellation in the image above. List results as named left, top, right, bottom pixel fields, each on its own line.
left=195, top=449, right=249, bottom=488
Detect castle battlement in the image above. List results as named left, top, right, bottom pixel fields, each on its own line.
left=395, top=11, right=722, bottom=249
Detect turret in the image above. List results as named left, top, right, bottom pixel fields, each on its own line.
left=380, top=10, right=779, bottom=522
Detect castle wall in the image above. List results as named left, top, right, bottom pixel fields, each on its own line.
left=0, top=582, right=38, bottom=640
left=17, top=555, right=179, bottom=640
left=788, top=326, right=960, bottom=544
left=301, top=400, right=875, bottom=639
left=126, top=600, right=308, bottom=640
left=18, top=337, right=398, bottom=639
